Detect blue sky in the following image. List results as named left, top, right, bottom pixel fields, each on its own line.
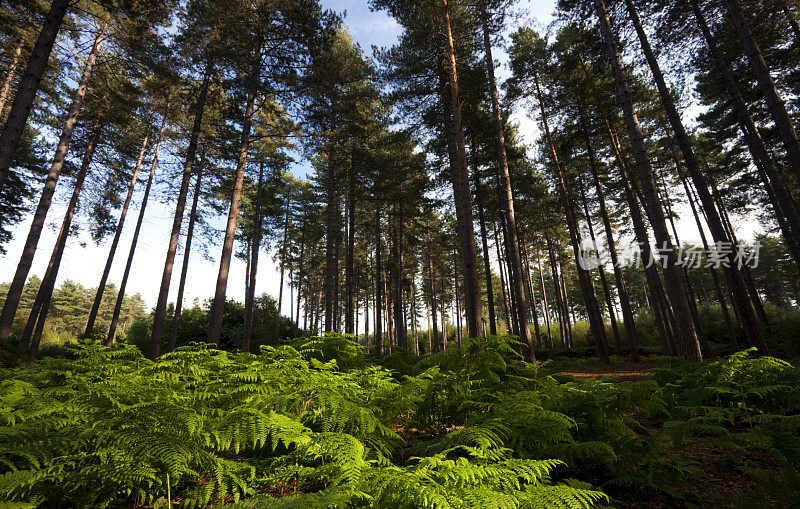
left=0, top=0, right=760, bottom=318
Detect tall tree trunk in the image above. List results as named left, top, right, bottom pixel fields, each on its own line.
left=546, top=236, right=567, bottom=350
left=0, top=0, right=70, bottom=192
left=578, top=107, right=639, bottom=359
left=537, top=256, right=553, bottom=350
left=578, top=181, right=621, bottom=352
left=392, top=207, right=407, bottom=348
left=427, top=229, right=440, bottom=351
left=22, top=120, right=100, bottom=354
left=323, top=135, right=340, bottom=332
left=594, top=0, right=702, bottom=359
left=690, top=0, right=800, bottom=272
left=149, top=60, right=213, bottom=358
left=374, top=206, right=383, bottom=355
left=0, top=29, right=25, bottom=120
left=345, top=149, right=357, bottom=335
left=479, top=2, right=531, bottom=356
left=168, top=164, right=203, bottom=353
left=625, top=0, right=766, bottom=353
left=442, top=0, right=482, bottom=338
left=275, top=196, right=291, bottom=338
left=603, top=115, right=677, bottom=355
left=722, top=0, right=800, bottom=177
left=207, top=66, right=258, bottom=346
left=682, top=174, right=737, bottom=346
left=106, top=112, right=167, bottom=345
left=85, top=111, right=155, bottom=337
left=295, top=227, right=306, bottom=332
left=0, top=26, right=105, bottom=343
left=496, top=222, right=517, bottom=334
left=533, top=73, right=608, bottom=362
left=522, top=245, right=543, bottom=349
left=475, top=183, right=497, bottom=335
left=712, top=181, right=769, bottom=327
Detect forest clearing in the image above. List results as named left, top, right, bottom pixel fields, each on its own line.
left=1, top=0, right=800, bottom=506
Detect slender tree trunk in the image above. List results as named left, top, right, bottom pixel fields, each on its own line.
left=0, top=26, right=105, bottom=343
left=85, top=112, right=155, bottom=337
left=579, top=181, right=620, bottom=352
left=475, top=184, right=497, bottom=335
left=561, top=264, right=575, bottom=349
left=522, top=245, right=543, bottom=349
left=275, top=196, right=291, bottom=338
left=713, top=182, right=769, bottom=328
left=492, top=224, right=511, bottom=333
left=207, top=67, right=257, bottom=346
left=0, top=29, right=25, bottom=120
left=538, top=257, right=553, bottom=350
left=603, top=115, right=677, bottom=355
left=722, top=0, right=800, bottom=177
left=682, top=174, right=737, bottom=346
left=149, top=60, right=213, bottom=358
left=106, top=113, right=167, bottom=345
left=578, top=108, right=639, bottom=359
left=689, top=0, right=800, bottom=272
left=546, top=236, right=567, bottom=350
left=479, top=3, right=531, bottom=357
left=345, top=147, right=357, bottom=335
left=242, top=161, right=265, bottom=351
left=323, top=135, right=340, bottom=332
left=295, top=227, right=305, bottom=332
left=427, top=230, right=440, bottom=351
left=0, top=0, right=70, bottom=192
left=533, top=73, right=608, bottom=362
left=442, top=0, right=482, bottom=338
left=374, top=206, right=383, bottom=355
left=168, top=165, right=204, bottom=352
left=22, top=120, right=100, bottom=354
left=625, top=0, right=765, bottom=353
left=594, top=0, right=702, bottom=359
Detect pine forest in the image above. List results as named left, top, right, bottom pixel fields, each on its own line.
left=0, top=0, right=800, bottom=506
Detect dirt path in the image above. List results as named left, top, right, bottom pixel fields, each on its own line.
left=559, top=361, right=657, bottom=381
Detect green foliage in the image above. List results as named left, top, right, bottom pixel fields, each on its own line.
left=0, top=335, right=797, bottom=506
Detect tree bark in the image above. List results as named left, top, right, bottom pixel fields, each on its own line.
left=106, top=113, right=167, bottom=345
left=537, top=256, right=553, bottom=350
left=578, top=107, right=639, bottom=359
left=578, top=181, right=621, bottom=352
left=344, top=146, right=357, bottom=335
left=0, top=26, right=104, bottom=343
left=479, top=2, right=531, bottom=356
left=533, top=73, right=608, bottom=362
left=22, top=120, right=100, bottom=354
left=243, top=161, right=263, bottom=351
left=374, top=206, right=383, bottom=355
left=625, top=0, right=765, bottom=353
left=603, top=115, right=677, bottom=356
left=495, top=223, right=514, bottom=334
left=149, top=60, right=213, bottom=358
left=207, top=65, right=258, bottom=346
left=85, top=111, right=155, bottom=337
left=442, top=0, right=482, bottom=339
left=274, top=196, right=290, bottom=338
left=545, top=236, right=567, bottom=350
left=682, top=174, right=737, bottom=346
left=475, top=182, right=497, bottom=336
left=169, top=164, right=203, bottom=352
left=722, top=0, right=800, bottom=178
left=0, top=0, right=69, bottom=192
left=594, top=0, right=702, bottom=359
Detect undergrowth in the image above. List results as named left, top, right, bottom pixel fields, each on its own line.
left=0, top=334, right=796, bottom=507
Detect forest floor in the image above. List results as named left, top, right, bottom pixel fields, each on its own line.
left=557, top=361, right=657, bottom=381
left=554, top=360, right=785, bottom=508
